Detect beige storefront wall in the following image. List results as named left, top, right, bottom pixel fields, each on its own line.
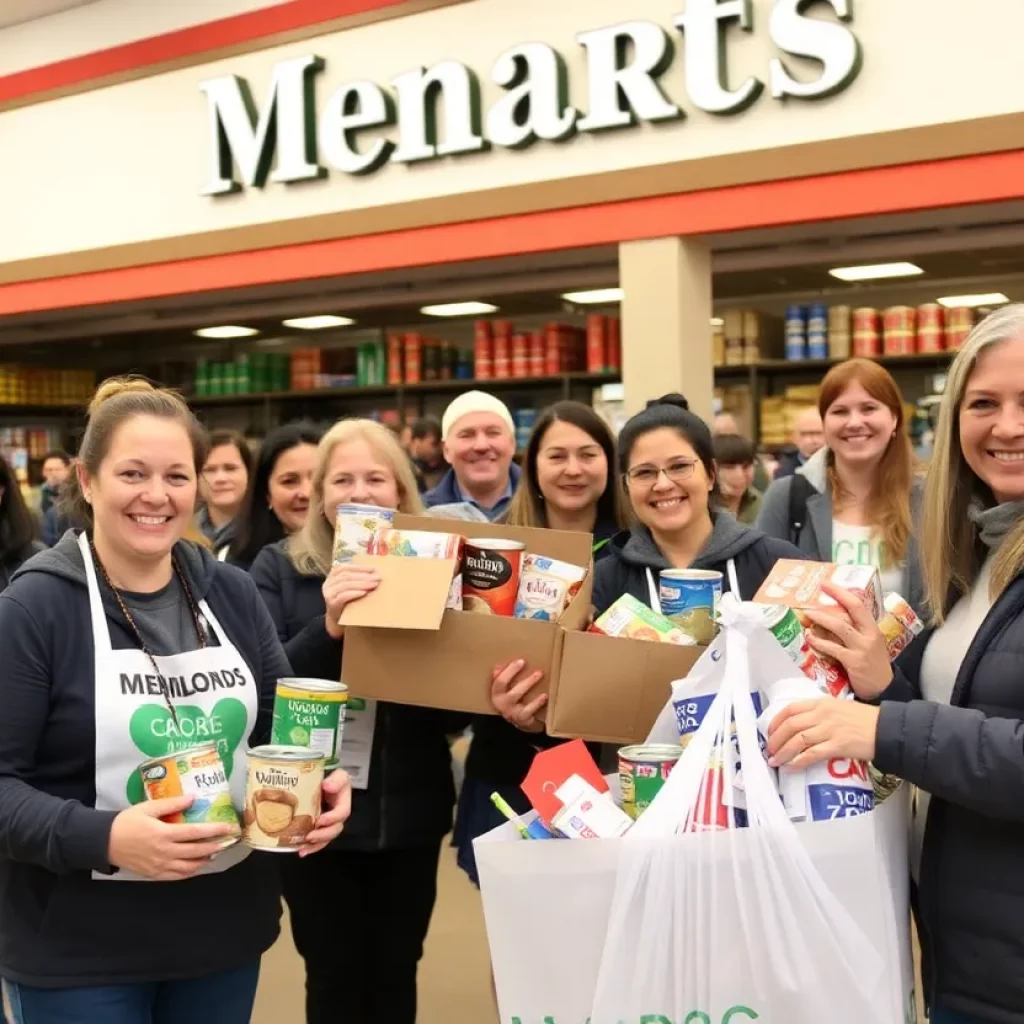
left=4, top=0, right=1024, bottom=279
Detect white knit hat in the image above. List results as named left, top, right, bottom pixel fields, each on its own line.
left=441, top=390, right=516, bottom=440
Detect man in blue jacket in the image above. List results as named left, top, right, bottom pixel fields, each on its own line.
left=424, top=391, right=520, bottom=521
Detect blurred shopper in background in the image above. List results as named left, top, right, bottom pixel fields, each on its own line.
left=424, top=392, right=520, bottom=521
left=0, top=455, right=42, bottom=593
left=0, top=378, right=350, bottom=1024
left=228, top=422, right=320, bottom=571
left=252, top=418, right=459, bottom=1024
left=765, top=305, right=1024, bottom=1024
left=714, top=433, right=763, bottom=525
left=196, top=429, right=253, bottom=559
left=713, top=411, right=771, bottom=492
left=454, top=402, right=630, bottom=885
left=757, top=358, right=924, bottom=610
left=493, top=397, right=800, bottom=734
left=409, top=416, right=447, bottom=493
left=38, top=449, right=71, bottom=518
left=773, top=406, right=825, bottom=479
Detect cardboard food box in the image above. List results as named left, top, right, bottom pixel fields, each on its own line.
left=753, top=559, right=883, bottom=620
left=339, top=515, right=593, bottom=716
left=546, top=630, right=703, bottom=745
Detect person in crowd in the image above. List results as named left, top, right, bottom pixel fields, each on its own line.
left=399, top=421, right=414, bottom=453
left=196, top=429, right=253, bottom=559
left=713, top=411, right=771, bottom=492
left=0, top=455, right=43, bottom=593
left=423, top=391, right=520, bottom=521
left=764, top=304, right=1024, bottom=1024
left=714, top=433, right=763, bottom=525
left=38, top=449, right=71, bottom=517
left=453, top=401, right=631, bottom=885
left=227, top=422, right=320, bottom=571
left=0, top=378, right=350, bottom=1024
left=409, top=416, right=447, bottom=493
left=774, top=406, right=825, bottom=479
left=251, top=418, right=459, bottom=1024
left=492, top=395, right=801, bottom=732
left=757, top=358, right=924, bottom=611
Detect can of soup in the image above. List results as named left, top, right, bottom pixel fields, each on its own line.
left=658, top=569, right=722, bottom=644
left=333, top=503, right=396, bottom=563
left=140, top=742, right=241, bottom=846
left=271, top=678, right=348, bottom=768
left=243, top=745, right=325, bottom=852
left=618, top=744, right=681, bottom=820
left=462, top=539, right=526, bottom=616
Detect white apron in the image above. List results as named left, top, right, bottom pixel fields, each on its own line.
left=81, top=534, right=258, bottom=881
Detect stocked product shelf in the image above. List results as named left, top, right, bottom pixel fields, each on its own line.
left=713, top=351, right=956, bottom=379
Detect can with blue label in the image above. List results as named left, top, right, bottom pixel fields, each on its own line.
left=785, top=304, right=807, bottom=361
left=658, top=569, right=722, bottom=644
left=807, top=302, right=829, bottom=358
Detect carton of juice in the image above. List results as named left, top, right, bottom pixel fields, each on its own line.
left=753, top=560, right=883, bottom=621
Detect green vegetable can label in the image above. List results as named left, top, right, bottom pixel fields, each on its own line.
left=271, top=678, right=347, bottom=768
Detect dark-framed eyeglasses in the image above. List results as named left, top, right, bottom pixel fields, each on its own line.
left=624, top=459, right=699, bottom=487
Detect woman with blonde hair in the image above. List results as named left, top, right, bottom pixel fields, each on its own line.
left=250, top=418, right=460, bottom=1024
left=758, top=357, right=924, bottom=610
left=764, top=304, right=1024, bottom=1023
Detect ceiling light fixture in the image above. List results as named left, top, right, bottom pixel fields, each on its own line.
left=710, top=317, right=724, bottom=327
left=828, top=262, right=924, bottom=282
left=192, top=325, right=260, bottom=339
left=561, top=288, right=624, bottom=304
left=937, top=292, right=1010, bottom=309
left=420, top=301, right=499, bottom=317
left=282, top=315, right=355, bottom=330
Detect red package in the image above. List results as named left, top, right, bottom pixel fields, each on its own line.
left=521, top=739, right=608, bottom=827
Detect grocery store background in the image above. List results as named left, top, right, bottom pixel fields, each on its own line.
left=2, top=0, right=1023, bottom=1019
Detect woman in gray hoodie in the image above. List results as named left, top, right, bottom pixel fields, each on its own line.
left=757, top=359, right=925, bottom=614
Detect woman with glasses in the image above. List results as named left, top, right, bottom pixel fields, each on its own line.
left=492, top=396, right=802, bottom=731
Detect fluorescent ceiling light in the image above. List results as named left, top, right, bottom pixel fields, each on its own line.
left=937, top=292, right=1010, bottom=309
left=282, top=315, right=355, bottom=330
left=561, top=288, right=624, bottom=304
left=710, top=317, right=724, bottom=327
left=419, top=301, right=498, bottom=317
left=193, top=325, right=259, bottom=339
left=828, top=262, right=924, bottom=282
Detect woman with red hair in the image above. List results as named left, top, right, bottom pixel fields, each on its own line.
left=757, top=358, right=925, bottom=612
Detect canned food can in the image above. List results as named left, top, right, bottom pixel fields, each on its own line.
left=586, top=315, right=607, bottom=373
left=544, top=323, right=561, bottom=375
left=529, top=331, right=545, bottom=376
left=474, top=320, right=493, bottom=380
left=387, top=334, right=404, bottom=385
left=140, top=742, right=241, bottom=845
left=462, top=539, right=526, bottom=616
left=511, top=333, right=530, bottom=378
left=271, top=678, right=348, bottom=767
left=785, top=335, right=807, bottom=361
left=807, top=330, right=829, bottom=360
left=492, top=330, right=511, bottom=380
left=333, top=503, right=396, bottom=563
left=404, top=333, right=423, bottom=384
left=618, top=744, right=682, bottom=820
left=658, top=569, right=722, bottom=644
left=606, top=316, right=622, bottom=372
left=244, top=745, right=325, bottom=852
left=759, top=604, right=849, bottom=698
left=808, top=303, right=828, bottom=335
left=884, top=306, right=917, bottom=356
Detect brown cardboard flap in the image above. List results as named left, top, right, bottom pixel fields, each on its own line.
left=547, top=631, right=703, bottom=744
left=342, top=613, right=559, bottom=715
left=338, top=553, right=455, bottom=630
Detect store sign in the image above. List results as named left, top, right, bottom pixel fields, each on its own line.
left=200, top=0, right=861, bottom=196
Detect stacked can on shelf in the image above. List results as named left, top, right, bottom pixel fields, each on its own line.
left=493, top=320, right=513, bottom=379
left=387, top=334, right=404, bottom=384
left=852, top=307, right=881, bottom=357
left=404, top=332, right=423, bottom=384
left=916, top=304, right=945, bottom=353
left=607, top=316, right=622, bottom=372
left=828, top=305, right=852, bottom=359
left=883, top=306, right=916, bottom=356
left=529, top=330, right=545, bottom=376
left=807, top=303, right=829, bottom=359
left=474, top=320, right=493, bottom=380
left=945, top=307, right=975, bottom=350
left=586, top=315, right=606, bottom=373
left=511, top=333, right=530, bottom=378
left=785, top=305, right=807, bottom=361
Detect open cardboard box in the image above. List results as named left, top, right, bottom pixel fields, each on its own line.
left=546, top=630, right=704, bottom=745
left=339, top=514, right=593, bottom=716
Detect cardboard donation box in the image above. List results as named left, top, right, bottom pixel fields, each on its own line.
left=339, top=515, right=593, bottom=717
left=547, top=630, right=703, bottom=745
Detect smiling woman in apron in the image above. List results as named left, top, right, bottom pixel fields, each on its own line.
left=491, top=396, right=806, bottom=730
left=0, top=378, right=351, bottom=1024
left=251, top=418, right=464, bottom=1024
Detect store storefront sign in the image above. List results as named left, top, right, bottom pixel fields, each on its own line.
left=200, top=0, right=861, bottom=196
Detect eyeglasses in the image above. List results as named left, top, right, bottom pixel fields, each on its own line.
left=625, top=459, right=699, bottom=487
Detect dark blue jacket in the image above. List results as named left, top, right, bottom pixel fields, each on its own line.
left=0, top=532, right=290, bottom=987
left=424, top=462, right=522, bottom=520
left=875, top=571, right=1024, bottom=1021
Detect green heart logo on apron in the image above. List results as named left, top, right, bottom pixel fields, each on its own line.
left=126, top=697, right=248, bottom=804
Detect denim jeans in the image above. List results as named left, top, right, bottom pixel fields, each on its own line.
left=1, top=962, right=259, bottom=1024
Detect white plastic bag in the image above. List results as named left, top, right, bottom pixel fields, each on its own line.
left=474, top=598, right=915, bottom=1023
